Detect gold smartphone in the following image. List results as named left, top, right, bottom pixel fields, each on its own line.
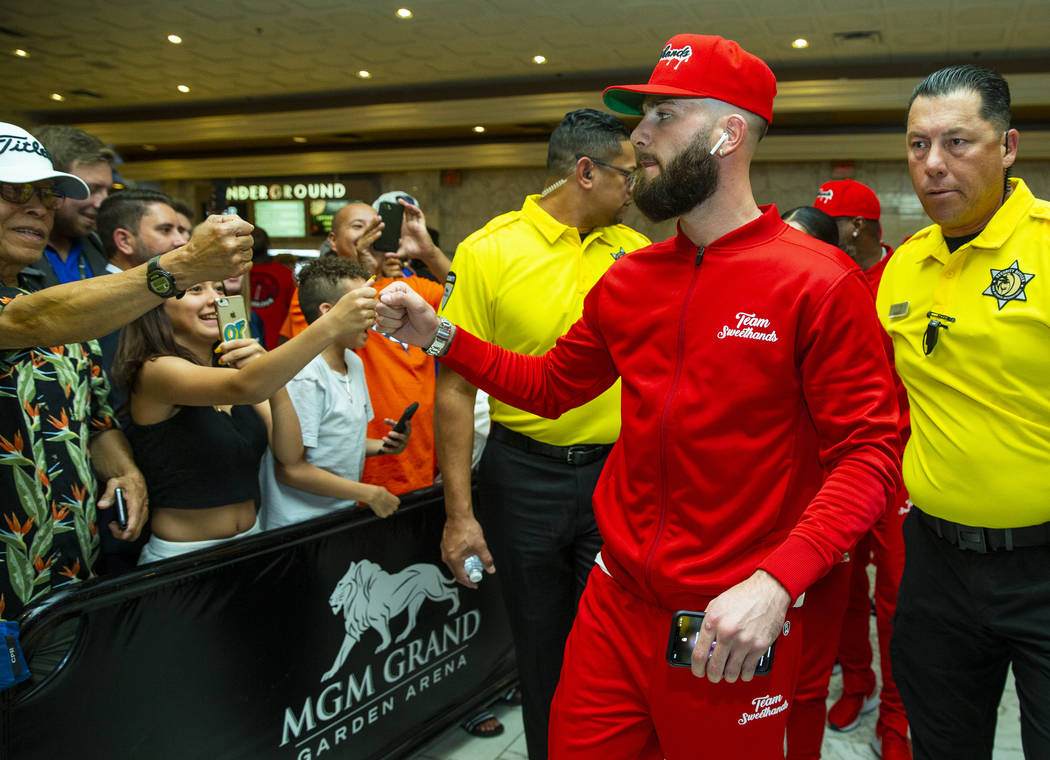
left=215, top=295, right=252, bottom=342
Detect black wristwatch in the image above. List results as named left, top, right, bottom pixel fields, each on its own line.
left=147, top=256, right=182, bottom=298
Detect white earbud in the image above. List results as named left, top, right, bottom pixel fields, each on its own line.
left=710, top=132, right=730, bottom=156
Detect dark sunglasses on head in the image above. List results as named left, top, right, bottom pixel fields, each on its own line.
left=0, top=181, right=66, bottom=210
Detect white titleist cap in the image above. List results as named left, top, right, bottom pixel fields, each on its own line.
left=372, top=190, right=418, bottom=211
left=0, top=123, right=90, bottom=200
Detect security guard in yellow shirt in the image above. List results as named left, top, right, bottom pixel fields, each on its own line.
left=878, top=65, right=1050, bottom=760
left=435, top=109, right=649, bottom=760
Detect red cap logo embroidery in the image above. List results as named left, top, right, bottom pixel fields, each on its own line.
left=660, top=44, right=693, bottom=70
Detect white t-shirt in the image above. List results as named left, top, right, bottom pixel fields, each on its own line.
left=259, top=351, right=373, bottom=529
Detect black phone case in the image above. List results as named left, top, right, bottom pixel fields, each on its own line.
left=374, top=201, right=404, bottom=252
left=391, top=401, right=419, bottom=434
left=115, top=487, right=128, bottom=530
left=666, top=610, right=705, bottom=667
left=666, top=610, right=776, bottom=674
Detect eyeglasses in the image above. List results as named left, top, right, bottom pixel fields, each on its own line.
left=923, top=311, right=956, bottom=356
left=575, top=154, right=636, bottom=185
left=0, top=182, right=65, bottom=210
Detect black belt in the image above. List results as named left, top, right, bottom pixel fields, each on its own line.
left=489, top=423, right=612, bottom=466
left=916, top=507, right=1050, bottom=553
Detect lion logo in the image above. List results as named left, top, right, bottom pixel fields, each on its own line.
left=322, top=559, right=460, bottom=682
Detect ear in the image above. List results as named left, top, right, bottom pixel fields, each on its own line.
left=717, top=114, right=748, bottom=157
left=112, top=227, right=136, bottom=256
left=318, top=301, right=334, bottom=317
left=1003, top=128, right=1019, bottom=169
left=327, top=229, right=337, bottom=248
left=575, top=156, right=594, bottom=189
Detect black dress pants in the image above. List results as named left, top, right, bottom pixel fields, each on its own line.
left=890, top=509, right=1050, bottom=759
left=477, top=433, right=607, bottom=760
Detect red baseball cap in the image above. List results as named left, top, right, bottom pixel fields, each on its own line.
left=603, top=34, right=777, bottom=123
left=814, top=179, right=881, bottom=220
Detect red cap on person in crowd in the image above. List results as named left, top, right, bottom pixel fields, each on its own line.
left=603, top=34, right=777, bottom=123
left=814, top=179, right=881, bottom=221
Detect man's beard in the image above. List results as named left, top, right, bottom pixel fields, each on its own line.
left=632, top=134, right=720, bottom=222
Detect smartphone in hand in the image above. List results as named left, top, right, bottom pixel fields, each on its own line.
left=667, top=610, right=706, bottom=667
left=373, top=201, right=405, bottom=253
left=382, top=401, right=419, bottom=451
left=216, top=295, right=252, bottom=342
left=115, top=487, right=128, bottom=531
left=391, top=401, right=419, bottom=435
left=665, top=610, right=775, bottom=674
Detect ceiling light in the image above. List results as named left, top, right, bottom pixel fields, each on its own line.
left=532, top=55, right=547, bottom=64
left=473, top=126, right=486, bottom=133
left=167, top=34, right=183, bottom=44
left=176, top=84, right=191, bottom=93
left=292, top=136, right=308, bottom=143
left=356, top=70, right=371, bottom=79
left=49, top=92, right=64, bottom=102
left=792, top=38, right=809, bottom=49
left=396, top=8, right=413, bottom=18
left=13, top=49, right=28, bottom=58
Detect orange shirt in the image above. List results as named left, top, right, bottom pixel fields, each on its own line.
left=279, top=288, right=309, bottom=340
left=358, top=276, right=444, bottom=495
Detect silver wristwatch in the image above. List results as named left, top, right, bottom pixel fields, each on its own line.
left=424, top=317, right=455, bottom=357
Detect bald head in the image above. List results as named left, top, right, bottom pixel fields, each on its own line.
left=328, top=202, right=379, bottom=260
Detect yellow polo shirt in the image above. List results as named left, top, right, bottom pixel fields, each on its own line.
left=440, top=195, right=650, bottom=446
left=877, top=178, right=1050, bottom=527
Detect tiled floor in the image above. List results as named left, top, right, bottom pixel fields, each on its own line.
left=409, top=623, right=1026, bottom=760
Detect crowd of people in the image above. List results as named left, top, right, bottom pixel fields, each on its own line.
left=0, top=30, right=1046, bottom=760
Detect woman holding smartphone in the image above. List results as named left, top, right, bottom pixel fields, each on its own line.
left=113, top=277, right=376, bottom=564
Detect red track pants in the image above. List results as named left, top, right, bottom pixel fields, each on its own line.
left=549, top=566, right=803, bottom=760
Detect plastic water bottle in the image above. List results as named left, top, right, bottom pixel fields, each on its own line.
left=464, top=555, right=484, bottom=583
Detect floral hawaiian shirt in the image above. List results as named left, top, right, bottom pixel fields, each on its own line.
left=0, top=288, right=115, bottom=620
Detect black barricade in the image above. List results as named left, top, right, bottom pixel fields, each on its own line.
left=1, top=487, right=516, bottom=759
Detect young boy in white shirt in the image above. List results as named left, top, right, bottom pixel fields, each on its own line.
left=260, top=257, right=409, bottom=528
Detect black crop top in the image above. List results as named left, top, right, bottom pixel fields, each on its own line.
left=126, top=405, right=268, bottom=510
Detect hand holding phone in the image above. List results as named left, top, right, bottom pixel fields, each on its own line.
left=216, top=295, right=252, bottom=342
left=666, top=610, right=775, bottom=675
left=115, top=487, right=128, bottom=531
left=381, top=401, right=418, bottom=453
left=391, top=401, right=418, bottom=434
left=373, top=201, right=405, bottom=253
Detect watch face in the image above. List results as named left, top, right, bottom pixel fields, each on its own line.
left=149, top=271, right=173, bottom=295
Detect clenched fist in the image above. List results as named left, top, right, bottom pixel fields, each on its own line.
left=161, top=214, right=255, bottom=288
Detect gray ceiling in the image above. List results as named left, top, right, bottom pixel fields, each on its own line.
left=3, top=0, right=1050, bottom=179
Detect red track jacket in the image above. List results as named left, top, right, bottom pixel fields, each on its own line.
left=441, top=207, right=901, bottom=611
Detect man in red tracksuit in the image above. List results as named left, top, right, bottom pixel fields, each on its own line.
left=376, top=34, right=901, bottom=759
left=817, top=180, right=912, bottom=759
left=787, top=179, right=912, bottom=760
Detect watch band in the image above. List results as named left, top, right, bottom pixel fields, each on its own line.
left=424, top=317, right=455, bottom=357
left=146, top=256, right=182, bottom=299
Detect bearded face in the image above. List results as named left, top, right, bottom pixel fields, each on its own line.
left=632, top=131, right=720, bottom=222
